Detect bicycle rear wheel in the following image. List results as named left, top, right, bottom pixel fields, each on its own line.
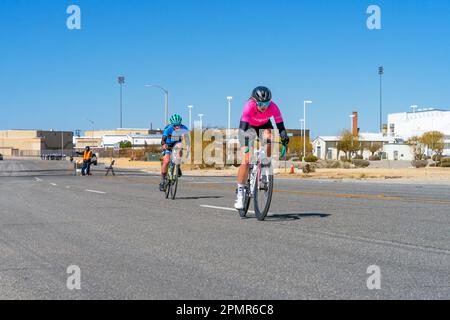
left=253, top=165, right=274, bottom=221
left=171, top=165, right=179, bottom=200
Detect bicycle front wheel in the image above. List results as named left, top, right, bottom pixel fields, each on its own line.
left=165, top=164, right=173, bottom=199
left=165, top=179, right=171, bottom=199
left=253, top=166, right=274, bottom=221
left=171, top=165, right=179, bottom=200
left=238, top=184, right=251, bottom=218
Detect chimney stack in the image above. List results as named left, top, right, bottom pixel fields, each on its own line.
left=352, top=111, right=359, bottom=136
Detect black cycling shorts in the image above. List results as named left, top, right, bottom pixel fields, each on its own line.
left=248, top=121, right=273, bottom=138
left=239, top=121, right=273, bottom=147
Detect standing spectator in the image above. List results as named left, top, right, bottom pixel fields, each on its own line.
left=77, top=146, right=93, bottom=176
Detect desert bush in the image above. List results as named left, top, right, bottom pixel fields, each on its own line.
left=304, top=155, right=318, bottom=163
left=432, top=154, right=443, bottom=162
left=429, top=162, right=441, bottom=167
left=440, top=162, right=450, bottom=168
left=326, top=161, right=341, bottom=169
left=302, top=163, right=316, bottom=174
left=411, top=160, right=428, bottom=168
left=441, top=157, right=450, bottom=163
left=352, top=159, right=370, bottom=168
left=341, top=162, right=352, bottom=169
left=369, top=155, right=381, bottom=161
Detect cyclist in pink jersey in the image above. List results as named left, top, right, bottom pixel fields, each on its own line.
left=235, top=86, right=290, bottom=210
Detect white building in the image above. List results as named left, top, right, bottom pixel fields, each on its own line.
left=313, top=133, right=408, bottom=160
left=383, top=143, right=415, bottom=161
left=388, top=108, right=450, bottom=155
left=101, top=134, right=162, bottom=149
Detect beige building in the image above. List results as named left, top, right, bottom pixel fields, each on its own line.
left=74, top=129, right=162, bottom=150
left=0, top=130, right=73, bottom=157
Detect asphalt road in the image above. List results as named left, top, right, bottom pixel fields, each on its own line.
left=0, top=158, right=449, bottom=299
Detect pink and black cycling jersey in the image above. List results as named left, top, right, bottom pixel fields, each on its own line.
left=240, top=100, right=284, bottom=127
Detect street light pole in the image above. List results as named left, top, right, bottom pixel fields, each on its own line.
left=87, top=119, right=95, bottom=144
left=300, top=119, right=304, bottom=134
left=145, top=84, right=169, bottom=126
left=227, top=96, right=233, bottom=132
left=303, top=101, right=313, bottom=161
left=187, top=105, right=194, bottom=129
left=226, top=97, right=233, bottom=163
left=299, top=118, right=304, bottom=157
left=378, top=66, right=384, bottom=134
left=61, top=131, right=63, bottom=157
left=118, top=76, right=125, bottom=128
left=198, top=114, right=204, bottom=131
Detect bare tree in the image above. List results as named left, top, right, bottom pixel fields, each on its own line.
left=420, top=131, right=445, bottom=159
left=368, top=142, right=383, bottom=156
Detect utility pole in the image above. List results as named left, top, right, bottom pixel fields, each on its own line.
left=378, top=66, right=384, bottom=134
left=118, top=76, right=125, bottom=129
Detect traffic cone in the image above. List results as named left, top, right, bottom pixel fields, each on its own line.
left=289, top=164, right=295, bottom=174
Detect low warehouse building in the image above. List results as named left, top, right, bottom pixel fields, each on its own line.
left=0, top=130, right=73, bottom=157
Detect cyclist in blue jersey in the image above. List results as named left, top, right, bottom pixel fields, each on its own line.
left=159, top=114, right=189, bottom=191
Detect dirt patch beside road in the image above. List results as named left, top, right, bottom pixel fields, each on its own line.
left=104, top=158, right=450, bottom=182
left=280, top=167, right=450, bottom=182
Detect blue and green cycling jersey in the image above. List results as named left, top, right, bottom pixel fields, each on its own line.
left=161, top=124, right=189, bottom=153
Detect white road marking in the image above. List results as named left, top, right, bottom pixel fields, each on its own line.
left=85, top=189, right=107, bottom=194
left=190, top=181, right=234, bottom=184
left=66, top=186, right=71, bottom=189
left=50, top=183, right=57, bottom=186
left=35, top=178, right=43, bottom=182
left=200, top=205, right=255, bottom=214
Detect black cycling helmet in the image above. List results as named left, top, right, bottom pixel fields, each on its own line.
left=252, top=86, right=272, bottom=103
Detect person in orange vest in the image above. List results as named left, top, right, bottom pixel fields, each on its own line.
left=77, top=146, right=93, bottom=176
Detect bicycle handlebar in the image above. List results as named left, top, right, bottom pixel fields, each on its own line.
left=244, top=143, right=287, bottom=159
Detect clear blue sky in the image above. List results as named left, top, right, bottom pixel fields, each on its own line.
left=1, top=0, right=449, bottom=137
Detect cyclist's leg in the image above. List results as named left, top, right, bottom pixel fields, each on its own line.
left=237, top=146, right=251, bottom=184
left=235, top=146, right=251, bottom=209
left=235, top=127, right=257, bottom=209
left=160, top=151, right=171, bottom=190
left=172, top=142, right=183, bottom=176
left=161, top=153, right=171, bottom=175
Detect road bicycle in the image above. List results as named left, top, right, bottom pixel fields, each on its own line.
left=238, top=141, right=287, bottom=221
left=163, top=148, right=183, bottom=200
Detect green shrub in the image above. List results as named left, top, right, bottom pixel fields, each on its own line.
left=304, top=155, right=318, bottom=163
left=441, top=157, right=450, bottom=163
left=411, top=160, right=428, bottom=168
left=441, top=162, right=450, bottom=167
left=352, top=159, right=370, bottom=168
left=119, top=141, right=133, bottom=149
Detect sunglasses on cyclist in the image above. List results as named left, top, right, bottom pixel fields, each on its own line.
left=257, top=101, right=271, bottom=109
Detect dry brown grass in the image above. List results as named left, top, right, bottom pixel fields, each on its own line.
left=104, top=157, right=450, bottom=182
